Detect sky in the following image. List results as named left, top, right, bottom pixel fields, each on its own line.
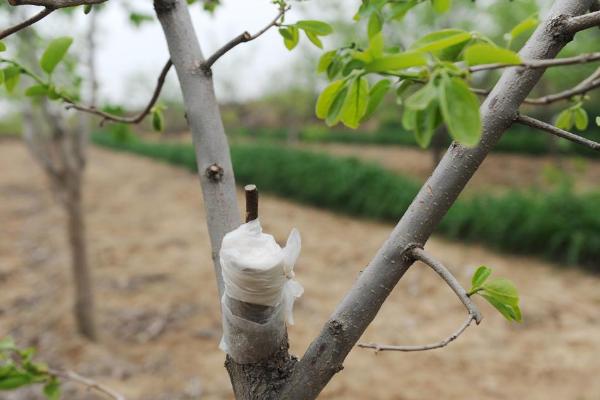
left=38, top=0, right=355, bottom=107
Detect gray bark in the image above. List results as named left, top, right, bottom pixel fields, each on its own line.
left=279, top=1, right=593, bottom=398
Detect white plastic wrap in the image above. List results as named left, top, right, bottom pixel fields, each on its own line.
left=219, top=219, right=303, bottom=363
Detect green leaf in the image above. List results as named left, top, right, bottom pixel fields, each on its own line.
left=464, top=44, right=521, bottom=66
left=152, top=109, right=164, bottom=132
left=390, top=0, right=418, bottom=20
left=480, top=292, right=522, bottom=322
left=317, top=51, right=336, bottom=73
left=481, top=278, right=519, bottom=306
left=83, top=4, right=93, bottom=14
left=439, top=76, right=481, bottom=147
left=3, top=66, right=21, bottom=93
left=365, top=51, right=427, bottom=72
left=411, top=29, right=471, bottom=53
left=471, top=265, right=492, bottom=289
left=129, top=12, right=154, bottom=27
left=405, top=82, right=436, bottom=110
left=555, top=109, right=573, bottom=130
left=431, top=0, right=451, bottom=13
left=596, top=116, right=600, bottom=127
left=402, top=108, right=416, bottom=130
left=0, top=42, right=6, bottom=52
left=413, top=100, right=440, bottom=148
left=340, top=76, right=369, bottom=129
left=510, top=15, right=538, bottom=41
left=295, top=20, right=333, bottom=36
left=0, top=374, right=32, bottom=390
left=363, top=79, right=391, bottom=120
left=0, top=69, right=4, bottom=86
left=367, top=12, right=383, bottom=38
left=43, top=378, right=60, bottom=400
left=40, top=37, right=73, bottom=75
left=368, top=31, right=384, bottom=58
left=316, top=79, right=346, bottom=120
left=573, top=107, right=589, bottom=131
left=326, top=86, right=349, bottom=126
left=279, top=27, right=299, bottom=50
left=305, top=31, right=323, bottom=49
left=25, top=85, right=49, bottom=97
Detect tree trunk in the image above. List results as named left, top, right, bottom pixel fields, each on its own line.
left=64, top=171, right=97, bottom=341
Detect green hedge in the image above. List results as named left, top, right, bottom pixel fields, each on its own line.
left=92, top=133, right=600, bottom=271
left=234, top=126, right=600, bottom=158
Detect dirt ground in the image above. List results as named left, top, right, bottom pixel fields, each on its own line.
left=1, top=140, right=599, bottom=400
left=297, top=142, right=600, bottom=194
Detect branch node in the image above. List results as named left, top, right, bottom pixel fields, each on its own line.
left=206, top=163, right=224, bottom=182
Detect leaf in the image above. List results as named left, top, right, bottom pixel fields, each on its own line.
left=152, top=109, right=164, bottom=132
left=43, top=378, right=60, bottom=400
left=365, top=51, right=427, bottom=72
left=481, top=278, right=519, bottom=306
left=295, top=20, right=333, bottom=36
left=305, top=31, right=323, bottom=49
left=411, top=29, right=471, bottom=53
left=0, top=69, right=4, bottom=86
left=480, top=292, right=522, bottom=322
left=510, top=15, right=538, bottom=41
left=279, top=27, right=299, bottom=51
left=431, top=0, right=451, bottom=13
left=464, top=44, right=521, bottom=66
left=340, top=76, right=369, bottom=129
left=3, top=66, right=21, bottom=93
left=326, top=86, right=349, bottom=126
left=367, top=12, right=383, bottom=38
left=0, top=374, right=32, bottom=390
left=555, top=109, right=573, bottom=130
left=129, top=12, right=154, bottom=27
left=390, top=0, right=418, bottom=20
left=317, top=51, right=336, bottom=73
left=596, top=116, right=600, bottom=127
left=573, top=107, right=589, bottom=131
left=363, top=79, right=391, bottom=120
left=413, top=100, right=440, bottom=148
left=0, top=42, right=6, bottom=52
left=25, top=85, right=49, bottom=97
left=402, top=108, right=416, bottom=130
left=471, top=266, right=492, bottom=288
left=405, top=82, right=437, bottom=110
left=40, top=37, right=73, bottom=75
left=83, top=4, right=93, bottom=14
left=368, top=31, right=384, bottom=58
left=316, top=79, right=346, bottom=119
left=439, top=76, right=481, bottom=147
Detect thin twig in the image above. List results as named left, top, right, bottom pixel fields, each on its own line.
left=202, top=6, right=289, bottom=71
left=245, top=184, right=258, bottom=222
left=357, top=248, right=482, bottom=353
left=357, top=314, right=476, bottom=352
left=468, top=52, right=600, bottom=73
left=65, top=59, right=173, bottom=126
left=0, top=7, right=54, bottom=40
left=564, top=10, right=600, bottom=33
left=515, top=114, right=600, bottom=151
left=48, top=369, right=125, bottom=400
left=8, top=0, right=106, bottom=7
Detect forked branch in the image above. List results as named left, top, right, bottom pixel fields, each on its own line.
left=201, top=5, right=289, bottom=72
left=515, top=114, right=600, bottom=151
left=65, top=59, right=173, bottom=126
left=358, top=248, right=481, bottom=353
left=0, top=7, right=55, bottom=40
left=564, top=10, right=600, bottom=32
left=469, top=52, right=600, bottom=73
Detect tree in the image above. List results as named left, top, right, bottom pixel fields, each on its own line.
left=1, top=0, right=599, bottom=399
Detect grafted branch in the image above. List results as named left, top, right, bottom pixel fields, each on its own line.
left=469, top=51, right=600, bottom=73
left=201, top=5, right=288, bottom=72
left=65, top=59, right=173, bottom=125
left=358, top=248, right=481, bottom=353
left=0, top=7, right=54, bottom=40
left=7, top=0, right=106, bottom=7
left=49, top=369, right=125, bottom=400
left=515, top=114, right=600, bottom=151
left=564, top=10, right=600, bottom=32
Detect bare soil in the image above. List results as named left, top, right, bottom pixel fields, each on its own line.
left=1, top=141, right=599, bottom=400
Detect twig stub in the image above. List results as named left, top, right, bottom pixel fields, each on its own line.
left=245, top=184, right=258, bottom=222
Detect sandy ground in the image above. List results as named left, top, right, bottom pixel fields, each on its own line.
left=297, top=142, right=600, bottom=194
left=1, top=140, right=599, bottom=400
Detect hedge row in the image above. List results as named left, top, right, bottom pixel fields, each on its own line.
left=92, top=133, right=600, bottom=271
left=234, top=126, right=600, bottom=158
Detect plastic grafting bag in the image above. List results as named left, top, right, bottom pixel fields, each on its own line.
left=218, top=218, right=303, bottom=363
